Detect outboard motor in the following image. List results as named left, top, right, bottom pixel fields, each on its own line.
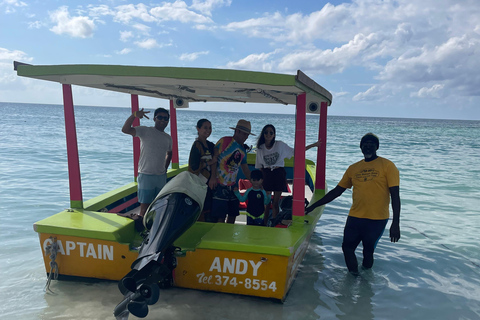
left=114, top=171, right=207, bottom=319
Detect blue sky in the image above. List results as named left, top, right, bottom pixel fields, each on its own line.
left=1, top=0, right=480, bottom=120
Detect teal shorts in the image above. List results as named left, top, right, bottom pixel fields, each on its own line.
left=137, top=173, right=167, bottom=204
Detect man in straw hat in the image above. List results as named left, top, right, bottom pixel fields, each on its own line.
left=306, top=133, right=401, bottom=275
left=207, top=119, right=254, bottom=223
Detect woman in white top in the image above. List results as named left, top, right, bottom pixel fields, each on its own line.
left=255, top=124, right=318, bottom=224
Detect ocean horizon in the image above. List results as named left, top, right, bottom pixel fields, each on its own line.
left=1, top=101, right=479, bottom=320
left=3, top=100, right=479, bottom=122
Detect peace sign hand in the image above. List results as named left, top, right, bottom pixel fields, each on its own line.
left=135, top=108, right=150, bottom=119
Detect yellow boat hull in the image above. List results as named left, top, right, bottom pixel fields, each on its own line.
left=39, top=233, right=138, bottom=281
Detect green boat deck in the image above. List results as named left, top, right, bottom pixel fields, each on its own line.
left=34, top=187, right=325, bottom=257
left=33, top=209, right=137, bottom=244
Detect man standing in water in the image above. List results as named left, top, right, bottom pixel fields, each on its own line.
left=306, top=133, right=401, bottom=275
left=122, top=107, right=172, bottom=219
left=208, top=119, right=253, bottom=224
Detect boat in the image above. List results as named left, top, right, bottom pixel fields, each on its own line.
left=14, top=62, right=332, bottom=306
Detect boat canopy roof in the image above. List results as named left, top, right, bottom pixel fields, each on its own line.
left=14, top=62, right=332, bottom=108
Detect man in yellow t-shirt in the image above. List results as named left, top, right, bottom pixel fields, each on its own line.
left=305, top=133, right=401, bottom=275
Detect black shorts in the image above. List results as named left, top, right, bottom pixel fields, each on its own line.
left=343, top=216, right=388, bottom=251
left=209, top=185, right=240, bottom=221
left=261, top=167, right=287, bottom=192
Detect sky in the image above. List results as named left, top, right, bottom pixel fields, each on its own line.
left=1, top=0, right=480, bottom=120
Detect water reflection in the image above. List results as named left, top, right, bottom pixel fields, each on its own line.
left=336, top=273, right=374, bottom=320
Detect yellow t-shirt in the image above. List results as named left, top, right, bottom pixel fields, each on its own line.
left=338, top=157, right=399, bottom=220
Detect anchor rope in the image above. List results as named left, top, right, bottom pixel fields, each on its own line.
left=44, top=236, right=59, bottom=294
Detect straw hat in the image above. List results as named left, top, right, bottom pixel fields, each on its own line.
left=229, top=119, right=255, bottom=135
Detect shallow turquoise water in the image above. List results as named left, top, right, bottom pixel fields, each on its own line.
left=1, top=102, right=479, bottom=319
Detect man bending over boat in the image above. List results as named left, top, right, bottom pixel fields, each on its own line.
left=207, top=119, right=253, bottom=223
left=305, top=133, right=401, bottom=275
left=122, top=107, right=172, bottom=219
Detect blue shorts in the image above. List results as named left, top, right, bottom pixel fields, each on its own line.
left=247, top=216, right=264, bottom=226
left=209, top=185, right=239, bottom=222
left=137, top=173, right=167, bottom=204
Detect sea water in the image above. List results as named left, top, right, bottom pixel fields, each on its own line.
left=0, top=102, right=479, bottom=320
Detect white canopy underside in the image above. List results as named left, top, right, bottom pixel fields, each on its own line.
left=14, top=63, right=332, bottom=108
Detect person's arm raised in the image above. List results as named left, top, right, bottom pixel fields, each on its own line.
left=305, top=140, right=320, bottom=151
left=122, top=108, right=150, bottom=136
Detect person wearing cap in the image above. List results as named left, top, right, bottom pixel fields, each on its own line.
left=207, top=119, right=253, bottom=223
left=305, top=133, right=401, bottom=275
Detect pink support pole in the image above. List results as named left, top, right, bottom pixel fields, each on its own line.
left=169, top=100, right=179, bottom=169
left=131, top=95, right=140, bottom=181
left=62, top=84, right=83, bottom=209
left=315, top=102, right=328, bottom=190
left=293, top=93, right=307, bottom=216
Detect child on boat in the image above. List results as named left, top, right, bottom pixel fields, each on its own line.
left=234, top=170, right=271, bottom=226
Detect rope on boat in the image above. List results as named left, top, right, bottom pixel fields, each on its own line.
left=44, top=236, right=59, bottom=294
left=256, top=89, right=288, bottom=105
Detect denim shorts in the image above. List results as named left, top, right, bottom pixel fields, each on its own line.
left=247, top=216, right=264, bottom=226
left=137, top=173, right=167, bottom=204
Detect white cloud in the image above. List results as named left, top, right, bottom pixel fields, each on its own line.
left=150, top=1, right=213, bottom=24
left=223, top=12, right=285, bottom=39
left=225, top=52, right=275, bottom=71
left=116, top=48, right=132, bottom=55
left=353, top=85, right=383, bottom=102
left=119, top=31, right=133, bottom=42
left=113, top=3, right=155, bottom=24
left=333, top=91, right=349, bottom=99
left=190, top=0, right=232, bottom=16
left=87, top=4, right=113, bottom=18
left=223, top=0, right=480, bottom=102
left=0, top=47, right=32, bottom=85
left=1, top=0, right=27, bottom=14
left=194, top=24, right=216, bottom=31
left=179, top=51, right=209, bottom=61
left=49, top=6, right=95, bottom=38
left=28, top=21, right=43, bottom=29
left=277, top=33, right=380, bottom=74
left=132, top=23, right=151, bottom=34
left=0, top=47, right=30, bottom=61
left=134, top=38, right=159, bottom=49
left=379, top=35, right=480, bottom=96
left=411, top=84, right=446, bottom=99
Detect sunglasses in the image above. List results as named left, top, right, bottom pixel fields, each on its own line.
left=264, top=131, right=274, bottom=135
left=155, top=115, right=169, bottom=121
